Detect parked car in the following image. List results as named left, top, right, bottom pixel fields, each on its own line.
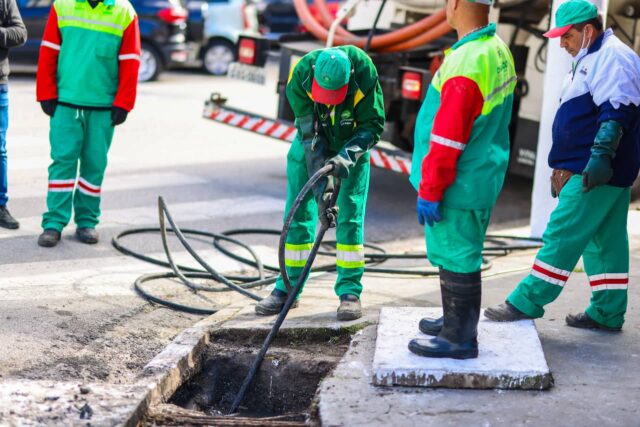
left=251, top=0, right=341, bottom=35
left=185, top=0, right=257, bottom=75
left=11, top=0, right=190, bottom=82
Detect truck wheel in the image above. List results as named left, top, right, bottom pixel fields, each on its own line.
left=139, top=42, right=163, bottom=82
left=202, top=39, right=235, bottom=76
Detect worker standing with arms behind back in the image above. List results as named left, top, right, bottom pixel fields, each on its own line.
left=255, top=45, right=385, bottom=321
left=408, top=0, right=516, bottom=359
left=485, top=0, right=640, bottom=332
left=36, top=0, right=140, bottom=247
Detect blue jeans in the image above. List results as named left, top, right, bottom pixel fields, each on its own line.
left=0, top=84, right=8, bottom=206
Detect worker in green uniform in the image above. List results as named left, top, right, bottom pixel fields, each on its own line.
left=255, top=46, right=385, bottom=321
left=407, top=0, right=517, bottom=359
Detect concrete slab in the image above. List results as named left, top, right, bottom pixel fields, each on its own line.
left=372, top=307, right=552, bottom=389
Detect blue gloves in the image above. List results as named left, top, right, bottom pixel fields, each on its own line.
left=416, top=197, right=442, bottom=226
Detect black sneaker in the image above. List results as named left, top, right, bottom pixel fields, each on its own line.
left=76, top=228, right=99, bottom=244
left=484, top=301, right=534, bottom=322
left=0, top=205, right=19, bottom=229
left=38, top=229, right=61, bottom=247
left=565, top=312, right=622, bottom=332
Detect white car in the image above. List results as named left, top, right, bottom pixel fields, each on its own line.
left=195, top=0, right=258, bottom=75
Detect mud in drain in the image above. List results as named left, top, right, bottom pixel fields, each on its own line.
left=156, top=329, right=352, bottom=425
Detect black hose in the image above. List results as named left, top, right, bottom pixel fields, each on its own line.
left=229, top=164, right=338, bottom=415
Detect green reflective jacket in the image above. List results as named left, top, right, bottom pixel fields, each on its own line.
left=286, top=45, right=385, bottom=153
left=410, top=24, right=517, bottom=209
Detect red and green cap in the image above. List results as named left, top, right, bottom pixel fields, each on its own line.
left=544, top=0, right=598, bottom=38
left=312, top=48, right=351, bottom=105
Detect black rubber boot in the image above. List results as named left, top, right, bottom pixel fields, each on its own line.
left=409, top=269, right=481, bottom=359
left=255, top=289, right=299, bottom=316
left=418, top=316, right=443, bottom=336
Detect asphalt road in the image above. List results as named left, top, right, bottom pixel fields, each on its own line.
left=0, top=71, right=532, bottom=384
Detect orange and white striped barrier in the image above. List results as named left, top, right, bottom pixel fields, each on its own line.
left=204, top=104, right=412, bottom=175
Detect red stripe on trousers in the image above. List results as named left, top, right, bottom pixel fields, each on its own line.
left=48, top=183, right=74, bottom=189
left=78, top=181, right=100, bottom=194
left=532, top=264, right=569, bottom=281
left=590, top=278, right=628, bottom=286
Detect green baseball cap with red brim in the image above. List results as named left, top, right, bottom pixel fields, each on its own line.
left=544, top=0, right=599, bottom=38
left=312, top=48, right=351, bottom=105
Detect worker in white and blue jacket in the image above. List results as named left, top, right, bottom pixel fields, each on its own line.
left=485, top=0, right=640, bottom=332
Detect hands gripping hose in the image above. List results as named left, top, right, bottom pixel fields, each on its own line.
left=229, top=164, right=339, bottom=414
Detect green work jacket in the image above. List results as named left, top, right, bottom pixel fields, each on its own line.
left=286, top=45, right=385, bottom=154
left=410, top=24, right=517, bottom=209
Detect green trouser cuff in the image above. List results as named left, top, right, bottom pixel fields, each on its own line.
left=41, top=222, right=64, bottom=232
left=335, top=266, right=363, bottom=298
left=274, top=266, right=306, bottom=300
left=506, top=287, right=545, bottom=318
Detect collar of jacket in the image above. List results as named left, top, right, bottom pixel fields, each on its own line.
left=449, top=23, right=497, bottom=52
left=75, top=0, right=116, bottom=7
left=586, top=28, right=610, bottom=55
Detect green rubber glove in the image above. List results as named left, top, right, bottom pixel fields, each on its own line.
left=582, top=120, right=623, bottom=192
left=326, top=130, right=375, bottom=179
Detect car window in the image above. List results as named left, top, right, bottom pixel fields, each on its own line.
left=19, top=0, right=54, bottom=7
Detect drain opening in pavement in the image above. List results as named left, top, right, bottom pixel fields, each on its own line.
left=164, top=329, right=353, bottom=424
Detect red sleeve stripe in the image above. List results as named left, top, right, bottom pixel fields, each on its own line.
left=118, top=54, right=140, bottom=61
left=431, top=133, right=466, bottom=151
left=41, top=41, right=60, bottom=50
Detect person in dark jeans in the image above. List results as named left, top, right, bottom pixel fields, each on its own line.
left=0, top=0, right=26, bottom=230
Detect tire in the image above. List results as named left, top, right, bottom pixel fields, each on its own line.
left=202, top=39, right=235, bottom=76
left=139, top=42, right=163, bottom=82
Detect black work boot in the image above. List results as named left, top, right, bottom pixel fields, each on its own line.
left=418, top=316, right=443, bottom=336
left=255, top=289, right=299, bottom=316
left=76, top=227, right=99, bottom=244
left=565, top=312, right=621, bottom=332
left=409, top=269, right=481, bottom=359
left=38, top=229, right=61, bottom=247
left=337, top=294, right=362, bottom=321
left=484, top=301, right=533, bottom=322
left=0, top=205, right=19, bottom=229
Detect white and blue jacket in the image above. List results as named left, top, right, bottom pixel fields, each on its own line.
left=550, top=29, right=640, bottom=187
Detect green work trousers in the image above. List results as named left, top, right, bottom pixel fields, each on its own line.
left=42, top=105, right=114, bottom=232
left=508, top=176, right=630, bottom=328
left=275, top=140, right=370, bottom=299
left=425, top=206, right=492, bottom=274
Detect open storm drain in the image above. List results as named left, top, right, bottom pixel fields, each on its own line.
left=147, top=329, right=353, bottom=426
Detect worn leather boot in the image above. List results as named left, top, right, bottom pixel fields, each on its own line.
left=0, top=205, right=19, bottom=229
left=76, top=228, right=99, bottom=244
left=565, top=312, right=621, bottom=332
left=418, top=316, right=443, bottom=336
left=337, top=294, right=362, bottom=321
left=38, top=229, right=61, bottom=247
left=409, top=270, right=481, bottom=359
left=484, top=301, right=533, bottom=322
left=255, top=290, right=299, bottom=316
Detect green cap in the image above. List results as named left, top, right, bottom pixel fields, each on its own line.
left=468, top=0, right=492, bottom=5
left=544, top=0, right=599, bottom=38
left=312, top=48, right=351, bottom=104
